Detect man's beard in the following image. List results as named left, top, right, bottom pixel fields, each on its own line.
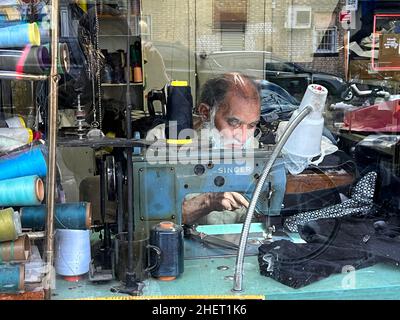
left=199, top=109, right=253, bottom=150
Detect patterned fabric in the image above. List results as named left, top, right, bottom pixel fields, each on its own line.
left=284, top=171, right=377, bottom=232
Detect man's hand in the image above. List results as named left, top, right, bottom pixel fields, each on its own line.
left=182, top=192, right=249, bottom=225
left=209, top=192, right=249, bottom=211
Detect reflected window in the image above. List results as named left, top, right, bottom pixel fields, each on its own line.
left=213, top=0, right=247, bottom=51
left=314, top=27, right=338, bottom=54
left=286, top=6, right=312, bottom=29
left=220, top=22, right=245, bottom=51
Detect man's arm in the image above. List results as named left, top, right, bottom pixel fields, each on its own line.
left=182, top=192, right=249, bottom=225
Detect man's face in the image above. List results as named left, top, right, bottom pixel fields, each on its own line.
left=212, top=93, right=260, bottom=149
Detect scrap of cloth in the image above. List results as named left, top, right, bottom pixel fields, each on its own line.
left=284, top=171, right=377, bottom=232
left=258, top=214, right=400, bottom=289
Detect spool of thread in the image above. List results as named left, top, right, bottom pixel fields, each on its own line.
left=0, top=146, right=47, bottom=181
left=150, top=221, right=184, bottom=281
left=165, top=83, right=194, bottom=140
left=0, top=234, right=31, bottom=262
left=0, top=207, right=20, bottom=242
left=43, top=42, right=70, bottom=74
left=5, top=116, right=26, bottom=128
left=0, top=22, right=40, bottom=48
left=0, top=46, right=50, bottom=75
left=0, top=136, right=25, bottom=153
left=16, top=45, right=50, bottom=75
left=55, top=229, right=91, bottom=279
left=21, top=202, right=92, bottom=231
left=133, top=65, right=143, bottom=83
left=0, top=128, right=32, bottom=144
left=0, top=49, right=21, bottom=71
left=0, top=264, right=24, bottom=293
left=58, top=42, right=70, bottom=74
left=0, top=175, right=44, bottom=207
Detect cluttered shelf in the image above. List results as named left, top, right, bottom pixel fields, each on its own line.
left=0, top=0, right=64, bottom=299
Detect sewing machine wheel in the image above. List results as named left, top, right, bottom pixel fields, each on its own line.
left=105, top=155, right=116, bottom=201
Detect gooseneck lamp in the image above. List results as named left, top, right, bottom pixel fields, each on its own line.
left=233, top=84, right=328, bottom=292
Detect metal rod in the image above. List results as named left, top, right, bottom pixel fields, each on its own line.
left=125, top=0, right=136, bottom=287
left=100, top=156, right=111, bottom=269
left=0, top=71, right=47, bottom=81
left=116, top=162, right=124, bottom=234
left=28, top=81, right=36, bottom=129
left=100, top=157, right=106, bottom=224
left=44, top=0, right=60, bottom=300
left=232, top=105, right=313, bottom=292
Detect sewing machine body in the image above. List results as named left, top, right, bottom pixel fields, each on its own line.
left=132, top=147, right=286, bottom=232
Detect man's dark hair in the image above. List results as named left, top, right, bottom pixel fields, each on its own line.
left=199, top=73, right=260, bottom=111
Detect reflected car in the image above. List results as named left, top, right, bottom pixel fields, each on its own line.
left=197, top=50, right=347, bottom=102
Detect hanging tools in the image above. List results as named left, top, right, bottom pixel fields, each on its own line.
left=75, top=94, right=86, bottom=139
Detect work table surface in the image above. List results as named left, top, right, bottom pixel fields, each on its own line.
left=53, top=224, right=400, bottom=300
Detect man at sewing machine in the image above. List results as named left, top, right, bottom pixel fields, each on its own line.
left=146, top=72, right=262, bottom=225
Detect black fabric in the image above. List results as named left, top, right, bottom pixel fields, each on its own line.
left=258, top=213, right=400, bottom=289
left=258, top=239, right=376, bottom=289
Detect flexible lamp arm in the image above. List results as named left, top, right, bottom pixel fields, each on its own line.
left=232, top=105, right=313, bottom=292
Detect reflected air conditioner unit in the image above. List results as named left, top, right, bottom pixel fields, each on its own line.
left=285, top=6, right=312, bottom=29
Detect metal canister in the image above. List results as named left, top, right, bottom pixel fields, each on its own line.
left=150, top=221, right=184, bottom=280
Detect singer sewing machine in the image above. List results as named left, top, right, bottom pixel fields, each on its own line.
left=131, top=145, right=288, bottom=257
left=133, top=146, right=285, bottom=222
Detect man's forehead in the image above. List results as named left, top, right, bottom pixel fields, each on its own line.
left=220, top=94, right=260, bottom=116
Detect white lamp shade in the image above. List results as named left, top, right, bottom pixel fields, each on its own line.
left=283, top=109, right=324, bottom=157
left=283, top=84, right=327, bottom=158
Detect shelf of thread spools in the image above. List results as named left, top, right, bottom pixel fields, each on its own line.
left=0, top=140, right=93, bottom=296
left=0, top=7, right=70, bottom=81
left=0, top=140, right=47, bottom=298
left=98, top=6, right=143, bottom=85
left=0, top=114, right=93, bottom=297
left=100, top=42, right=143, bottom=86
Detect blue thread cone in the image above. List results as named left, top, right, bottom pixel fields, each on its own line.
left=21, top=202, right=92, bottom=231
left=0, top=146, right=47, bottom=181
left=0, top=23, right=40, bottom=48
left=0, top=175, right=44, bottom=206
left=0, top=264, right=24, bottom=293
